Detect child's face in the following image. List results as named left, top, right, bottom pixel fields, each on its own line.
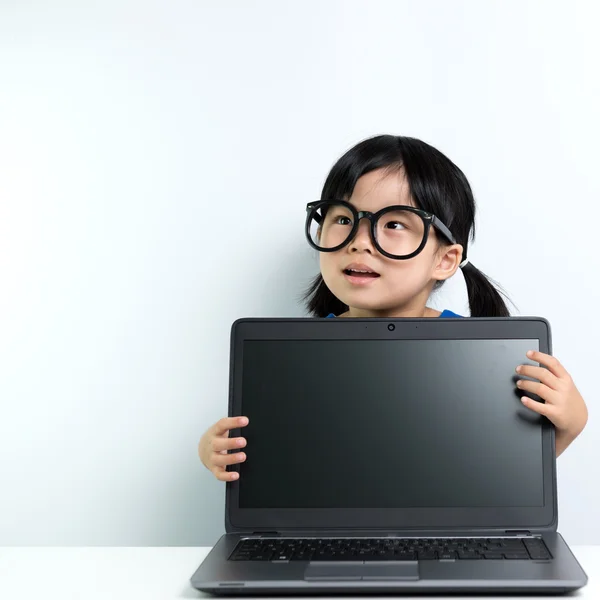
left=319, top=168, right=460, bottom=316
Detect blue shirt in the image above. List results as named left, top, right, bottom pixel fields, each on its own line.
left=325, top=309, right=463, bottom=318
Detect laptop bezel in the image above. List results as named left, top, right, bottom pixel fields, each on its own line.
left=224, top=317, right=556, bottom=534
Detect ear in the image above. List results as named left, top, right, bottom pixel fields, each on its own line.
left=432, top=244, right=464, bottom=282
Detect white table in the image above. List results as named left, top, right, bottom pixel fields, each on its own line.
left=0, top=546, right=597, bottom=599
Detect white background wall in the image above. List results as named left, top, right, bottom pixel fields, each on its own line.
left=0, top=0, right=597, bottom=546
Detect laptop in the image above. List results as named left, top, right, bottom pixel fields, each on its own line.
left=190, top=316, right=588, bottom=594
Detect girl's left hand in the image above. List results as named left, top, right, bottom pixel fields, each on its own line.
left=516, top=350, right=588, bottom=453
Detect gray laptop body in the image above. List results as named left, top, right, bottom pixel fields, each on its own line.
left=190, top=317, right=587, bottom=594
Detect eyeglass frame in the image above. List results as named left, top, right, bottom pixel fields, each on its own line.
left=305, top=199, right=457, bottom=260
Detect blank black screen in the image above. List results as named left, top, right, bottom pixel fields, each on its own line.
left=239, top=339, right=544, bottom=509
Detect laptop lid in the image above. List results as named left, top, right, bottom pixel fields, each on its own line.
left=225, top=317, right=556, bottom=535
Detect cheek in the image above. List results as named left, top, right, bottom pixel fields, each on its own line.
left=385, top=259, right=432, bottom=288
left=319, top=253, right=346, bottom=294
left=319, top=253, right=337, bottom=276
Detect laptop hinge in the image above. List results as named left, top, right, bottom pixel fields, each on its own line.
left=251, top=531, right=280, bottom=536
left=505, top=530, right=532, bottom=536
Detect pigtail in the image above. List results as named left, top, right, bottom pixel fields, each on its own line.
left=303, top=274, right=348, bottom=317
left=461, top=261, right=511, bottom=317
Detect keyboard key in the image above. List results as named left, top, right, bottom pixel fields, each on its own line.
left=523, top=539, right=552, bottom=560
left=394, top=550, right=417, bottom=560
left=364, top=552, right=396, bottom=561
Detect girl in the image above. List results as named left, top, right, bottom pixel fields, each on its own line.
left=198, top=135, right=588, bottom=481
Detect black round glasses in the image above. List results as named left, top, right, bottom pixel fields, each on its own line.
left=305, top=200, right=457, bottom=260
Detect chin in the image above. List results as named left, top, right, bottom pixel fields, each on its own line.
left=330, top=289, right=385, bottom=311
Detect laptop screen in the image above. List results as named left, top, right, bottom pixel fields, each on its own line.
left=238, top=338, right=544, bottom=510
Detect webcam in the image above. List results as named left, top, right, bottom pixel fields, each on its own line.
left=387, top=323, right=395, bottom=331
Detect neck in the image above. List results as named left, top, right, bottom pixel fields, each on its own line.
left=339, top=305, right=441, bottom=318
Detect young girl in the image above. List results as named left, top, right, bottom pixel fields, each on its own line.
left=198, top=135, right=588, bottom=481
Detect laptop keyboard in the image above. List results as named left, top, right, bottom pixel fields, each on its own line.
left=230, top=537, right=552, bottom=561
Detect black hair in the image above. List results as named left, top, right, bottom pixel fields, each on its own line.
left=303, top=135, right=511, bottom=317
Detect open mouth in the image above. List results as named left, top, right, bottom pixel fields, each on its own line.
left=343, top=268, right=380, bottom=279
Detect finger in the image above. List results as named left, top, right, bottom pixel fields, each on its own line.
left=520, top=395, right=554, bottom=418
left=212, top=436, right=247, bottom=453
left=525, top=351, right=569, bottom=379
left=211, top=467, right=240, bottom=482
left=516, top=365, right=560, bottom=390
left=212, top=416, right=249, bottom=436
left=212, top=451, right=247, bottom=468
left=516, top=379, right=560, bottom=403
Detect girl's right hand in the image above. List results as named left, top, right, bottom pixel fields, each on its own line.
left=198, top=416, right=249, bottom=481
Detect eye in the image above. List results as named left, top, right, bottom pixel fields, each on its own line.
left=332, top=214, right=352, bottom=226
left=384, top=220, right=408, bottom=230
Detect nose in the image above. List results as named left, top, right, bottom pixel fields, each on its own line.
left=348, top=217, right=374, bottom=254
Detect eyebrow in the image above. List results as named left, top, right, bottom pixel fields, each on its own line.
left=346, top=200, right=417, bottom=211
